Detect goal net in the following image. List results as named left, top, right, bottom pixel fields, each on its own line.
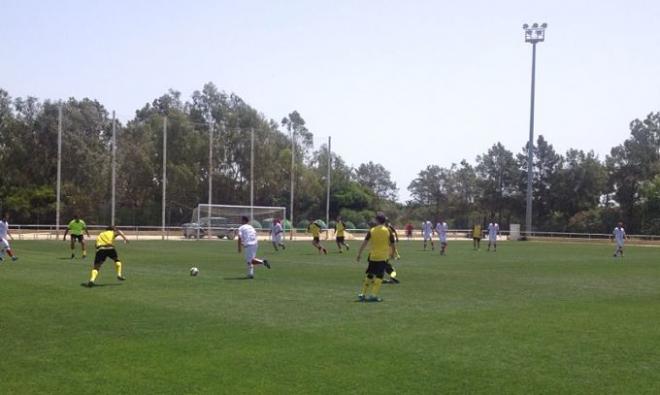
left=189, top=204, right=287, bottom=239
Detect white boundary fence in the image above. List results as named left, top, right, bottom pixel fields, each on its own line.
left=8, top=225, right=660, bottom=244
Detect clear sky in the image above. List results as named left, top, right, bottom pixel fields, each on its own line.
left=2, top=0, right=659, bottom=202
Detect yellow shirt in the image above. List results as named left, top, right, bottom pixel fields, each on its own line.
left=335, top=221, right=345, bottom=237
left=366, top=224, right=394, bottom=261
left=96, top=230, right=115, bottom=249
left=308, top=223, right=321, bottom=238
left=472, top=225, right=482, bottom=238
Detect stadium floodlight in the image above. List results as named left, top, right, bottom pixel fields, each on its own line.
left=522, top=22, right=547, bottom=237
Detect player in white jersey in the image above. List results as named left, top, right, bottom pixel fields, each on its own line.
left=487, top=221, right=499, bottom=252
left=612, top=222, right=626, bottom=258
left=237, top=216, right=271, bottom=278
left=435, top=220, right=448, bottom=256
left=0, top=213, right=18, bottom=262
left=422, top=220, right=434, bottom=251
left=270, top=219, right=286, bottom=251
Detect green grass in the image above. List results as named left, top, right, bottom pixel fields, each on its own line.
left=2, top=239, right=660, bottom=394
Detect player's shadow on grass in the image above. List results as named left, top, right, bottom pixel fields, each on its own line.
left=223, top=277, right=252, bottom=280
left=79, top=283, right=123, bottom=287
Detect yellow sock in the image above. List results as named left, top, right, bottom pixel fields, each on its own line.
left=83, top=250, right=87, bottom=258
left=371, top=278, right=383, bottom=296
left=90, top=269, right=99, bottom=282
left=115, top=261, right=122, bottom=277
left=360, top=277, right=372, bottom=295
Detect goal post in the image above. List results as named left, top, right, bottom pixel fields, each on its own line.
left=190, top=204, right=287, bottom=239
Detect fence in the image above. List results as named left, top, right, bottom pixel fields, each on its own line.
left=8, top=225, right=660, bottom=244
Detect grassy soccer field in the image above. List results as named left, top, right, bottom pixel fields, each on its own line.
left=1, top=239, right=660, bottom=394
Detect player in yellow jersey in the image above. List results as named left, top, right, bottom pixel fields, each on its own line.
left=333, top=216, right=350, bottom=253
left=307, top=220, right=328, bottom=254
left=472, top=223, right=482, bottom=251
left=63, top=214, right=90, bottom=259
left=383, top=220, right=400, bottom=284
left=83, top=226, right=128, bottom=287
left=356, top=212, right=395, bottom=302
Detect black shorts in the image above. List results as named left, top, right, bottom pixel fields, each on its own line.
left=70, top=234, right=84, bottom=242
left=473, top=237, right=481, bottom=241
left=366, top=260, right=388, bottom=277
left=94, top=248, right=118, bottom=265
left=313, top=237, right=320, bottom=243
left=336, top=236, right=345, bottom=243
left=385, top=262, right=394, bottom=274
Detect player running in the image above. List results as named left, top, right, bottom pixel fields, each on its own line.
left=83, top=226, right=128, bottom=287
left=238, top=216, right=271, bottom=279
left=356, top=212, right=395, bottom=302
left=487, top=220, right=499, bottom=252
left=422, top=220, right=434, bottom=251
left=63, top=214, right=91, bottom=259
left=0, top=212, right=18, bottom=262
left=270, top=218, right=286, bottom=251
left=308, top=220, right=328, bottom=255
left=333, top=216, right=350, bottom=253
left=435, top=219, right=448, bottom=256
left=612, top=222, right=626, bottom=258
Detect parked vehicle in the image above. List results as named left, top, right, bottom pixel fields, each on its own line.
left=182, top=217, right=237, bottom=239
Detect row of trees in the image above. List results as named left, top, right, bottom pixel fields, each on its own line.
left=0, top=84, right=398, bottom=229
left=1, top=84, right=659, bottom=233
left=405, top=113, right=660, bottom=234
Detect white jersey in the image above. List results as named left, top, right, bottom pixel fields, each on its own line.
left=238, top=224, right=258, bottom=246
left=0, top=220, right=8, bottom=239
left=422, top=221, right=433, bottom=236
left=613, top=227, right=625, bottom=245
left=488, top=223, right=499, bottom=240
left=435, top=222, right=448, bottom=242
left=271, top=223, right=283, bottom=241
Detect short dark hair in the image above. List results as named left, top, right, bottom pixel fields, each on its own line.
left=241, top=216, right=249, bottom=223
left=375, top=212, right=387, bottom=224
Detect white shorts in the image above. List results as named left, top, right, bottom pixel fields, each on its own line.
left=272, top=234, right=283, bottom=244
left=423, top=233, right=432, bottom=241
left=1, top=238, right=10, bottom=250
left=616, top=240, right=624, bottom=248
left=439, top=237, right=447, bottom=244
left=489, top=235, right=497, bottom=242
left=243, top=244, right=257, bottom=263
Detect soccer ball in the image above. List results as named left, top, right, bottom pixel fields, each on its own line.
left=190, top=267, right=199, bottom=276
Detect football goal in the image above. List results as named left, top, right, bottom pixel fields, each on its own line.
left=188, top=204, right=287, bottom=239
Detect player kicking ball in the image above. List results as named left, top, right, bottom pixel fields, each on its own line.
left=83, top=226, right=128, bottom=287
left=238, top=216, right=270, bottom=279
left=356, top=212, right=395, bottom=302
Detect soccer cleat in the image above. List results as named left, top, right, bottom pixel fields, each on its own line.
left=281, top=244, right=286, bottom=250
left=11, top=256, right=18, bottom=262
left=263, top=260, right=271, bottom=269
left=71, top=254, right=75, bottom=259
left=117, top=276, right=126, bottom=281
left=0, top=256, right=4, bottom=262
left=345, top=244, right=350, bottom=251
left=339, top=250, right=343, bottom=254
left=365, top=295, right=383, bottom=302
left=390, top=277, right=400, bottom=284
left=82, top=281, right=95, bottom=288
left=247, top=274, right=254, bottom=279
left=322, top=248, right=327, bottom=255
left=357, top=294, right=366, bottom=302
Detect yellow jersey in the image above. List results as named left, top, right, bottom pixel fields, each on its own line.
left=472, top=225, right=482, bottom=238
left=335, top=221, right=345, bottom=237
left=308, top=223, right=321, bottom=238
left=96, top=230, right=116, bottom=249
left=366, top=224, right=394, bottom=261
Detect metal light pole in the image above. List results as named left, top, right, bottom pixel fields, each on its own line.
left=111, top=111, right=116, bottom=227
left=290, top=128, right=295, bottom=240
left=325, top=136, right=331, bottom=237
left=523, top=22, right=547, bottom=237
left=208, top=121, right=213, bottom=239
left=56, top=102, right=63, bottom=236
left=161, top=117, right=167, bottom=239
left=250, top=127, right=254, bottom=221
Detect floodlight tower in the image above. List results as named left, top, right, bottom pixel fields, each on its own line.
left=523, top=22, right=547, bottom=237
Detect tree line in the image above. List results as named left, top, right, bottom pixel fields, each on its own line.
left=0, top=83, right=658, bottom=233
